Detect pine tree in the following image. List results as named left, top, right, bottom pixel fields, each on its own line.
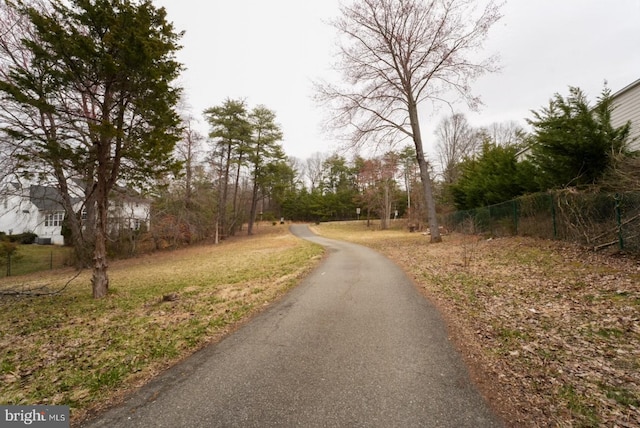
left=0, top=0, right=183, bottom=298
left=528, top=86, right=632, bottom=190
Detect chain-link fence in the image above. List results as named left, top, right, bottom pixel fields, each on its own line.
left=0, top=248, right=73, bottom=278
left=444, top=191, right=640, bottom=253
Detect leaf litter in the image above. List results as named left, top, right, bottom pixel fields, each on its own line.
left=354, top=230, right=640, bottom=428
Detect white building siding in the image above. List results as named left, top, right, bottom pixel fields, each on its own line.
left=610, top=78, right=640, bottom=151
left=0, top=191, right=67, bottom=245
left=1, top=180, right=151, bottom=245
left=0, top=194, right=39, bottom=236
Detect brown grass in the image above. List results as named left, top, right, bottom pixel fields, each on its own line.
left=3, top=219, right=638, bottom=427
left=313, top=221, right=640, bottom=428
left=0, top=223, right=323, bottom=425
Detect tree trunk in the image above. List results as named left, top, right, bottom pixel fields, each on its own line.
left=381, top=182, right=390, bottom=230
left=185, top=137, right=193, bottom=208
left=408, top=100, right=442, bottom=242
left=219, top=142, right=232, bottom=239
left=247, top=180, right=259, bottom=235
left=230, top=151, right=244, bottom=236
left=248, top=141, right=262, bottom=236
left=92, top=176, right=109, bottom=298
left=417, top=159, right=442, bottom=242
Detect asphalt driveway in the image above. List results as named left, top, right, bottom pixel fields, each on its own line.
left=81, top=224, right=502, bottom=427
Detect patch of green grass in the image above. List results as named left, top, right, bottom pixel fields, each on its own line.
left=506, top=246, right=560, bottom=269
left=453, top=272, right=490, bottom=304
left=600, top=383, right=640, bottom=407
left=0, top=245, right=73, bottom=278
left=596, top=328, right=625, bottom=339
left=559, top=384, right=600, bottom=427
left=495, top=326, right=530, bottom=350
left=90, top=365, right=130, bottom=391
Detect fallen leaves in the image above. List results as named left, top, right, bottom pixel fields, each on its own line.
left=316, top=224, right=640, bottom=428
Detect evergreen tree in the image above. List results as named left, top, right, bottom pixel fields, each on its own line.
left=449, top=143, right=537, bottom=210
left=0, top=0, right=183, bottom=298
left=204, top=99, right=252, bottom=239
left=247, top=106, right=284, bottom=235
left=527, top=86, right=632, bottom=190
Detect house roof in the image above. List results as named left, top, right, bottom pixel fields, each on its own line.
left=29, top=185, right=66, bottom=212
left=611, top=78, right=640, bottom=100
left=29, top=183, right=147, bottom=213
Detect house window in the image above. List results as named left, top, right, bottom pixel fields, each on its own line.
left=45, top=211, right=65, bottom=227
left=81, top=208, right=88, bottom=220
left=133, top=219, right=141, bottom=230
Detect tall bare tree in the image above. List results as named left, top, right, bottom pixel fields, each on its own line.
left=480, top=121, right=525, bottom=147
left=176, top=113, right=204, bottom=207
left=305, top=152, right=327, bottom=192
left=435, top=113, right=481, bottom=184
left=317, top=0, right=502, bottom=242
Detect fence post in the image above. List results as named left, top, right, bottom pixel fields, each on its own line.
left=513, top=199, right=519, bottom=236
left=550, top=193, right=557, bottom=239
left=50, top=251, right=53, bottom=270
left=488, top=205, right=493, bottom=236
left=6, top=252, right=10, bottom=277
left=615, top=193, right=624, bottom=250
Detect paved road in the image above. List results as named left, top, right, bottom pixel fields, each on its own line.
left=81, top=225, right=502, bottom=427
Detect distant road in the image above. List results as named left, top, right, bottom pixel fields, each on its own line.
left=82, top=224, right=502, bottom=427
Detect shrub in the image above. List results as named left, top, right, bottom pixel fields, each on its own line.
left=8, top=232, right=38, bottom=244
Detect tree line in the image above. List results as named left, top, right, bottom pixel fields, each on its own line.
left=446, top=86, right=636, bottom=211
left=1, top=0, right=635, bottom=300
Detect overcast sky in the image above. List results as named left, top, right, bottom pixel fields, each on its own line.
left=154, top=0, right=640, bottom=161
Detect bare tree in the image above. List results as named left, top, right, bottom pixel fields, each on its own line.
left=435, top=113, right=481, bottom=184
left=480, top=121, right=526, bottom=147
left=288, top=156, right=305, bottom=189
left=175, top=113, right=204, bottom=207
left=317, top=0, right=502, bottom=242
left=306, top=152, right=327, bottom=192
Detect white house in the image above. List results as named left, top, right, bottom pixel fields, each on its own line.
left=107, top=187, right=152, bottom=234
left=0, top=180, right=150, bottom=245
left=610, top=78, right=640, bottom=151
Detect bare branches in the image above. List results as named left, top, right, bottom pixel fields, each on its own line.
left=0, top=269, right=82, bottom=298
left=318, top=0, right=502, bottom=243
left=318, top=0, right=502, bottom=145
left=435, top=112, right=481, bottom=183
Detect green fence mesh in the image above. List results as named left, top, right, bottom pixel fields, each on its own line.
left=444, top=191, right=640, bottom=253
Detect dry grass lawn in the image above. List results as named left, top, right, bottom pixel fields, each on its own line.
left=0, top=223, right=323, bottom=425
left=2, top=220, right=638, bottom=427
left=313, top=221, right=640, bottom=428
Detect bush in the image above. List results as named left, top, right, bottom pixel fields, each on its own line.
left=0, top=240, right=19, bottom=262
left=8, top=232, right=38, bottom=244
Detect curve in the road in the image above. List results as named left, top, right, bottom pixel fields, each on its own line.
left=82, top=224, right=502, bottom=428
